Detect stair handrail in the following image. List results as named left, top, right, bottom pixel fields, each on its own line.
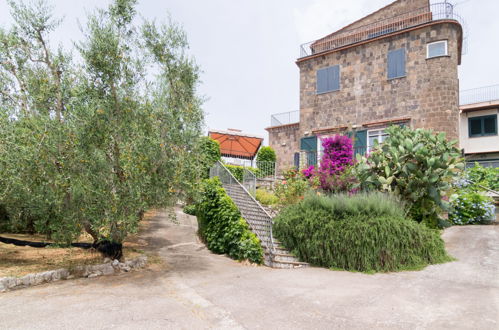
left=242, top=167, right=256, bottom=197
left=211, top=161, right=276, bottom=258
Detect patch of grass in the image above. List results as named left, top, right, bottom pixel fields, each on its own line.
left=0, top=228, right=146, bottom=278
left=255, top=189, right=278, bottom=206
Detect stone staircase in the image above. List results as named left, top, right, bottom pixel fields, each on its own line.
left=222, top=183, right=308, bottom=269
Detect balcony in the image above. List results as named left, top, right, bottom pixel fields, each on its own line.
left=460, top=84, right=499, bottom=106
left=269, top=110, right=300, bottom=127
left=299, top=2, right=465, bottom=59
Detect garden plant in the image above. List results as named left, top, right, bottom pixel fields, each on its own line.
left=195, top=178, right=263, bottom=263
left=0, top=0, right=204, bottom=257
left=355, top=126, right=464, bottom=228
left=273, top=192, right=452, bottom=272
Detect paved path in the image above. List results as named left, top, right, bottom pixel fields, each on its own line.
left=1, top=209, right=498, bottom=329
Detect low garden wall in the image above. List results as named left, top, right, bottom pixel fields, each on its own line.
left=0, top=256, right=147, bottom=293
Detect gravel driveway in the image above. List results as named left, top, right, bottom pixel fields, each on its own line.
left=1, top=209, right=498, bottom=329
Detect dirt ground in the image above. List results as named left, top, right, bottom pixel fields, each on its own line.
left=0, top=209, right=498, bottom=329
left=0, top=212, right=157, bottom=277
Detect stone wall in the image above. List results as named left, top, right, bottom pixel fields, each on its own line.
left=0, top=256, right=148, bottom=293
left=298, top=22, right=461, bottom=141
left=266, top=123, right=300, bottom=172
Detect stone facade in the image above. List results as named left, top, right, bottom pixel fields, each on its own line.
left=266, top=123, right=300, bottom=171
left=298, top=22, right=461, bottom=141
left=268, top=0, right=463, bottom=171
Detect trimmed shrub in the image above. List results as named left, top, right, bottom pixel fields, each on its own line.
left=196, top=178, right=263, bottom=263
left=256, top=146, right=276, bottom=163
left=225, top=164, right=259, bottom=182
left=273, top=193, right=452, bottom=272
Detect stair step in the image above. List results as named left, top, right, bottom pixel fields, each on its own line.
left=221, top=180, right=310, bottom=269
left=270, top=259, right=310, bottom=269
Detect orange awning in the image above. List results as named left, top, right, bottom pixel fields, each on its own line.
left=209, top=129, right=263, bottom=159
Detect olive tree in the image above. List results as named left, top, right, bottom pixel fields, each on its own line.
left=0, top=0, right=204, bottom=255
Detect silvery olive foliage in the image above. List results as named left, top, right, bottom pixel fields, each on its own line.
left=0, top=0, right=204, bottom=245
left=355, top=126, right=464, bottom=228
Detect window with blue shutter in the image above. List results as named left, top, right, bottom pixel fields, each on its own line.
left=353, top=130, right=367, bottom=156
left=387, top=48, right=406, bottom=79
left=300, top=136, right=318, bottom=166
left=316, top=65, right=340, bottom=94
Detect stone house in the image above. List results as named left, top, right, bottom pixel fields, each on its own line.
left=459, top=85, right=499, bottom=168
left=267, top=0, right=465, bottom=171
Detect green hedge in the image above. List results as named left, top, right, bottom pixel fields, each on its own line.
left=273, top=193, right=452, bottom=272
left=196, top=178, right=263, bottom=263
left=225, top=164, right=259, bottom=182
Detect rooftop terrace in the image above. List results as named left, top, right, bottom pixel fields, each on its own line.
left=299, top=2, right=465, bottom=59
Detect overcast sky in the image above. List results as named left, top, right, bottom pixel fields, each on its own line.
left=0, top=0, right=496, bottom=143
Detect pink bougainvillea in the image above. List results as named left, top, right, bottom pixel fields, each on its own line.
left=317, top=135, right=356, bottom=192
left=302, top=165, right=315, bottom=179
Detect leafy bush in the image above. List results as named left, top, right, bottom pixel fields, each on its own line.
left=196, top=178, right=263, bottom=263
left=225, top=164, right=259, bottom=182
left=449, top=191, right=495, bottom=225
left=200, top=137, right=221, bottom=178
left=355, top=126, right=464, bottom=228
left=274, top=169, right=311, bottom=206
left=256, top=146, right=276, bottom=163
left=466, top=164, right=499, bottom=191
left=255, top=189, right=278, bottom=206
left=183, top=204, right=197, bottom=216
left=273, top=193, right=452, bottom=272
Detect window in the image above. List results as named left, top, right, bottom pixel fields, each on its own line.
left=387, top=48, right=406, bottom=79
left=468, top=115, right=498, bottom=137
left=300, top=136, right=318, bottom=166
left=317, top=65, right=340, bottom=94
left=368, top=129, right=389, bottom=152
left=427, top=40, right=448, bottom=59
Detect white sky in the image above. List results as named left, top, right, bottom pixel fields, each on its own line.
left=0, top=0, right=495, bottom=143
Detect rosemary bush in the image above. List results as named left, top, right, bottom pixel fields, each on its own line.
left=273, top=192, right=452, bottom=272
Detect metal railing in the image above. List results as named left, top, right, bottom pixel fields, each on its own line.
left=255, top=161, right=277, bottom=180
left=270, top=110, right=300, bottom=127
left=299, top=2, right=464, bottom=58
left=243, top=168, right=256, bottom=196
left=466, top=160, right=499, bottom=169
left=209, top=161, right=276, bottom=257
left=460, top=84, right=499, bottom=106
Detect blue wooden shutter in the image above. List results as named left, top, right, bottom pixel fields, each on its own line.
left=317, top=68, right=328, bottom=94
left=388, top=48, right=405, bottom=79
left=330, top=65, right=340, bottom=91
left=317, top=65, right=340, bottom=93
left=397, top=48, right=406, bottom=77
left=300, top=136, right=317, bottom=151
left=300, top=136, right=318, bottom=166
left=354, top=130, right=367, bottom=156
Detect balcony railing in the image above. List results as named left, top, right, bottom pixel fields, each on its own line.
left=460, top=84, right=499, bottom=106
left=299, top=2, right=464, bottom=58
left=270, top=110, right=300, bottom=127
